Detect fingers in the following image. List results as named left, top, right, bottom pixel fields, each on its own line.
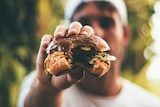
left=37, top=34, right=52, bottom=79
left=68, top=21, right=82, bottom=35
left=54, top=25, right=68, bottom=38
left=54, top=21, right=94, bottom=38
left=80, top=25, right=94, bottom=36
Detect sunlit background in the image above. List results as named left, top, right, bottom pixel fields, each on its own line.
left=146, top=1, right=160, bottom=80
left=0, top=0, right=160, bottom=107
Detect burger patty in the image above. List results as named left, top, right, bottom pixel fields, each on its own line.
left=71, top=46, right=96, bottom=67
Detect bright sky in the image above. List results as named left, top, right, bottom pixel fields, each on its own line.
left=146, top=1, right=160, bottom=80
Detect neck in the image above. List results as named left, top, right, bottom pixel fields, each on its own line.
left=78, top=62, right=122, bottom=96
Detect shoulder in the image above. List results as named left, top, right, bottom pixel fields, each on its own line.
left=17, top=71, right=37, bottom=107
left=122, top=78, right=160, bottom=106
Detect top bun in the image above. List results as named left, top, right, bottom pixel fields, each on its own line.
left=46, top=34, right=110, bottom=54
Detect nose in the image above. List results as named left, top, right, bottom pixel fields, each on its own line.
left=91, top=21, right=105, bottom=38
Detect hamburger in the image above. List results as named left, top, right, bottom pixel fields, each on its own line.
left=44, top=34, right=116, bottom=77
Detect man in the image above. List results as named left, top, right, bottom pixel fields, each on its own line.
left=17, top=0, right=160, bottom=107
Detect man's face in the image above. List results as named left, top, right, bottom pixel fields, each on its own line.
left=72, top=2, right=129, bottom=60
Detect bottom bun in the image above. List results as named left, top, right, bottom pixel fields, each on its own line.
left=74, top=60, right=110, bottom=77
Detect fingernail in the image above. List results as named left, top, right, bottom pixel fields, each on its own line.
left=68, top=29, right=77, bottom=34
left=81, top=31, right=88, bottom=35
left=70, top=67, right=82, bottom=74
left=54, top=32, right=63, bottom=37
left=69, top=67, right=84, bottom=80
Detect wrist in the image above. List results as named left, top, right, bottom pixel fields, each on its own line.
left=35, top=75, right=61, bottom=92
left=24, top=77, right=64, bottom=107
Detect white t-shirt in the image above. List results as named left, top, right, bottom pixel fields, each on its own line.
left=17, top=71, right=160, bottom=107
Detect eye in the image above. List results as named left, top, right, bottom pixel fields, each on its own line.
left=78, top=17, right=91, bottom=26
left=99, top=17, right=115, bottom=29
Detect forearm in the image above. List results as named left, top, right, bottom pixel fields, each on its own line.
left=24, top=78, right=64, bottom=107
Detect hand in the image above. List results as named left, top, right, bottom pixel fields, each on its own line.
left=36, top=21, right=94, bottom=90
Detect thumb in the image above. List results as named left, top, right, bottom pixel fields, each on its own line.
left=68, top=67, right=85, bottom=83
left=51, top=67, right=85, bottom=90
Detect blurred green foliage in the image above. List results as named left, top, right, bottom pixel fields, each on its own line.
left=122, top=0, right=160, bottom=97
left=0, top=0, right=159, bottom=107
left=0, top=0, right=38, bottom=107
left=123, top=0, right=155, bottom=73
